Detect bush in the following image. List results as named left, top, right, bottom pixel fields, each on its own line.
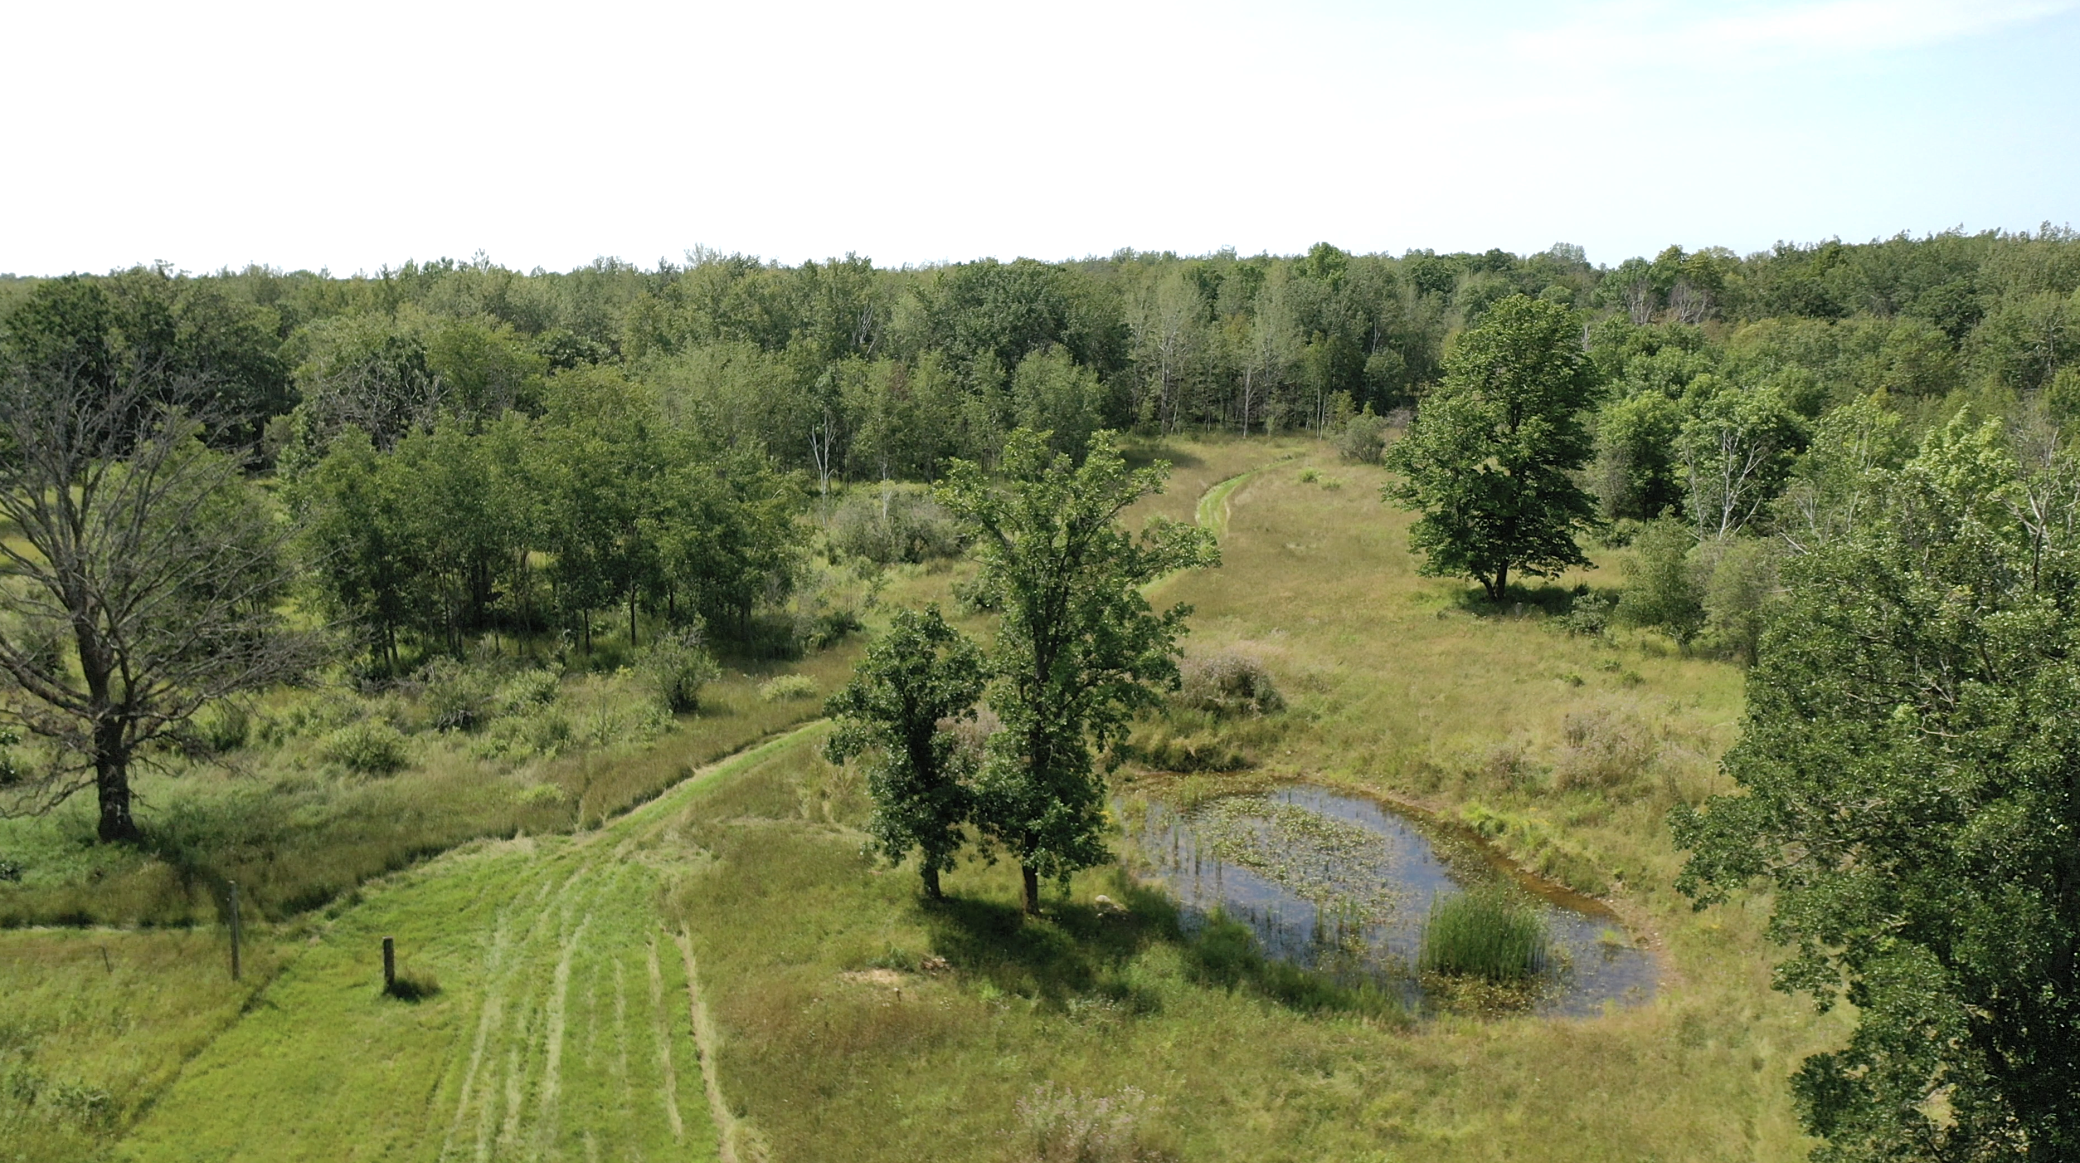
left=321, top=721, right=411, bottom=776
left=646, top=631, right=720, bottom=714
left=1617, top=517, right=1705, bottom=646
left=1015, top=1082, right=1169, bottom=1163
left=757, top=674, right=817, bottom=702
left=1336, top=408, right=1390, bottom=464
left=495, top=668, right=562, bottom=714
left=1559, top=591, right=1614, bottom=638
left=1552, top=709, right=1658, bottom=796
left=1419, top=886, right=1548, bottom=982
left=418, top=658, right=495, bottom=732
left=193, top=702, right=251, bottom=753
left=828, top=488, right=966, bottom=565
left=1176, top=653, right=1284, bottom=717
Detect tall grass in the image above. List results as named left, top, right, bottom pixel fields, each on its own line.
left=1419, top=887, right=1548, bottom=982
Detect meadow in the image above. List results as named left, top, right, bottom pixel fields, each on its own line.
left=0, top=434, right=1839, bottom=1161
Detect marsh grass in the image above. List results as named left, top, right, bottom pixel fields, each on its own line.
left=1419, top=887, right=1549, bottom=982
left=0, top=645, right=861, bottom=929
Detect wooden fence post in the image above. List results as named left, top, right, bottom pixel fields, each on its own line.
left=383, top=936, right=396, bottom=994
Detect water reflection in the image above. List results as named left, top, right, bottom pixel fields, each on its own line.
left=1122, top=785, right=1658, bottom=1016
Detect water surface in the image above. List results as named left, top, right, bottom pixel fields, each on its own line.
left=1122, top=785, right=1658, bottom=1016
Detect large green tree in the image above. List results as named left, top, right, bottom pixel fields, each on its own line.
left=939, top=429, right=1217, bottom=914
left=1383, top=294, right=1602, bottom=600
left=1676, top=414, right=2080, bottom=1160
left=824, top=605, right=986, bottom=899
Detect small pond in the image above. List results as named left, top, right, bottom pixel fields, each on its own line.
left=1121, top=785, right=1659, bottom=1016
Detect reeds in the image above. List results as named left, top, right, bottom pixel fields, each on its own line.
left=1419, top=887, right=1548, bottom=982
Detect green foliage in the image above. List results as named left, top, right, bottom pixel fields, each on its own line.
left=1419, top=887, right=1548, bottom=982
left=939, top=429, right=1218, bottom=912
left=1677, top=411, right=2080, bottom=1160
left=1618, top=517, right=1706, bottom=647
left=1592, top=391, right=1686, bottom=521
left=825, top=605, right=986, bottom=898
left=417, top=658, right=495, bottom=731
left=1384, top=295, right=1603, bottom=600
left=320, top=721, right=410, bottom=776
left=493, top=668, right=561, bottom=714
left=1334, top=406, right=1389, bottom=464
left=646, top=631, right=721, bottom=714
left=826, top=487, right=965, bottom=565
left=757, top=674, right=818, bottom=702
left=1559, top=590, right=1615, bottom=637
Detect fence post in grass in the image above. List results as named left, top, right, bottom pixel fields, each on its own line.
left=383, top=936, right=396, bottom=994
left=229, top=881, right=242, bottom=981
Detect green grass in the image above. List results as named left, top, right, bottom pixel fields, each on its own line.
left=1, top=433, right=1842, bottom=1160
left=1419, top=888, right=1548, bottom=982
left=0, top=648, right=860, bottom=929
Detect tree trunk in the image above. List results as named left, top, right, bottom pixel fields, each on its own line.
left=922, top=864, right=942, bottom=901
left=1020, top=865, right=1040, bottom=916
left=94, top=728, right=137, bottom=843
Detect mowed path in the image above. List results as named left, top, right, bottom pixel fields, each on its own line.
left=117, top=729, right=820, bottom=1163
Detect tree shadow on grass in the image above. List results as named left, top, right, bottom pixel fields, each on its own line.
left=1449, top=581, right=1592, bottom=619
left=921, top=873, right=1403, bottom=1021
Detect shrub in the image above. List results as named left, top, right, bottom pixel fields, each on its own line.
left=1336, top=408, right=1390, bottom=464
left=1559, top=591, right=1614, bottom=638
left=1419, top=886, right=1548, bottom=982
left=757, top=674, right=817, bottom=702
left=193, top=702, right=251, bottom=753
left=1177, top=653, right=1284, bottom=717
left=828, top=488, right=966, bottom=565
left=646, top=631, right=720, bottom=714
left=1552, top=709, right=1658, bottom=795
left=321, top=721, right=410, bottom=776
left=1015, top=1082, right=1168, bottom=1163
left=495, top=668, right=561, bottom=714
left=1616, top=517, right=1705, bottom=646
left=418, top=658, right=495, bottom=732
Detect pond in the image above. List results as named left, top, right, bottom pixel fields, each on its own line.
left=1120, top=784, right=1659, bottom=1016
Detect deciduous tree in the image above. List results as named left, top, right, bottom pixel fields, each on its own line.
left=939, top=430, right=1217, bottom=914
left=1383, top=295, right=1602, bottom=600
left=825, top=606, right=985, bottom=899
left=1677, top=413, right=2080, bottom=1160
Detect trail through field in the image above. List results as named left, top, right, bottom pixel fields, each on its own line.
left=110, top=448, right=1268, bottom=1163
left=115, top=730, right=818, bottom=1163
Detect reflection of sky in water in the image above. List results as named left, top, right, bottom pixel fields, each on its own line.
left=1124, top=785, right=1658, bottom=1017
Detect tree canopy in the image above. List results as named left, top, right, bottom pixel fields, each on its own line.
left=938, top=429, right=1217, bottom=914
left=1676, top=413, right=2080, bottom=1160
left=1383, top=294, right=1603, bottom=600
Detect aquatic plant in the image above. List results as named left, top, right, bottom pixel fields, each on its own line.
left=1419, top=887, right=1548, bottom=982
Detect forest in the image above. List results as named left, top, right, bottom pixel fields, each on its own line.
left=2, top=226, right=2078, bottom=1163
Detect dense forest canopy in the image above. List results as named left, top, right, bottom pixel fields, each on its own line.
left=2, top=227, right=2076, bottom=675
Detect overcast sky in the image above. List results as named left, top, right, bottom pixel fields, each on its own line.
left=5, top=0, right=2077, bottom=275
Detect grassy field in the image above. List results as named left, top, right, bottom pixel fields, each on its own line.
left=1, top=433, right=1839, bottom=1160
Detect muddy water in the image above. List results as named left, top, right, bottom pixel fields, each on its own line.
left=1121, top=785, right=1658, bottom=1016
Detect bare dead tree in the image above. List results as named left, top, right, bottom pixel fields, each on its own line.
left=1624, top=278, right=1656, bottom=326
left=0, top=363, right=320, bottom=842
left=1667, top=278, right=1714, bottom=325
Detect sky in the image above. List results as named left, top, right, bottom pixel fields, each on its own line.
left=4, top=0, right=2077, bottom=275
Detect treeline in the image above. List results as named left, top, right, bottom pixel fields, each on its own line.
left=2, top=229, right=2076, bottom=666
